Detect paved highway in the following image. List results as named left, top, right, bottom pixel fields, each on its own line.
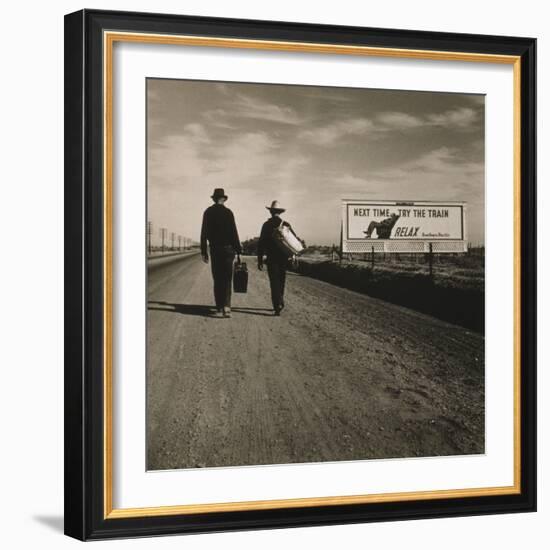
left=147, top=254, right=484, bottom=470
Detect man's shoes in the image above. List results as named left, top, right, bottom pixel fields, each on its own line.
left=212, top=308, right=223, bottom=318
left=274, top=306, right=282, bottom=316
left=223, top=307, right=232, bottom=318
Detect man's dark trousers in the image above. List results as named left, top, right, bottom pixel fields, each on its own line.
left=266, top=258, right=287, bottom=310
left=210, top=244, right=235, bottom=309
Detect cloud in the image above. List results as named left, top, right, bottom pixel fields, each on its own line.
left=204, top=92, right=303, bottom=126
left=467, top=94, right=486, bottom=106
left=202, top=108, right=238, bottom=130
left=410, top=146, right=457, bottom=171
left=146, top=86, right=161, bottom=102
left=299, top=105, right=481, bottom=147
left=235, top=93, right=303, bottom=124
left=182, top=123, right=211, bottom=144
left=426, top=107, right=479, bottom=128
left=299, top=118, right=374, bottom=145
left=375, top=112, right=424, bottom=130
left=273, top=155, right=310, bottom=187
left=375, top=107, right=479, bottom=132
left=373, top=146, right=482, bottom=178
left=340, top=147, right=484, bottom=202
left=382, top=107, right=479, bottom=131
left=208, top=132, right=279, bottom=182
left=335, top=146, right=482, bottom=188
left=300, top=89, right=356, bottom=103
left=150, top=131, right=279, bottom=188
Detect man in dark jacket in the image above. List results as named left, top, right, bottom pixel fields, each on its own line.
left=200, top=188, right=241, bottom=318
left=257, top=200, right=298, bottom=316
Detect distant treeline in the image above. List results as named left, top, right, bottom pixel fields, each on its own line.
left=241, top=237, right=260, bottom=255
left=242, top=239, right=337, bottom=256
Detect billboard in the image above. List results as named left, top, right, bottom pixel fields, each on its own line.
left=341, top=200, right=467, bottom=253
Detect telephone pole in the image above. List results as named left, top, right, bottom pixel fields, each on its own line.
left=147, top=221, right=152, bottom=255
left=170, top=232, right=175, bottom=251
left=160, top=227, right=167, bottom=253
left=178, top=235, right=182, bottom=251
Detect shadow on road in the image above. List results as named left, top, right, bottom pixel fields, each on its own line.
left=148, top=301, right=274, bottom=317
left=231, top=307, right=274, bottom=317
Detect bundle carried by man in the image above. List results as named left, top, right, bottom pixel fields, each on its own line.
left=272, top=223, right=304, bottom=257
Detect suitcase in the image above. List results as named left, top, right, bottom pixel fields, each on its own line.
left=233, top=257, right=248, bottom=293
left=272, top=223, right=304, bottom=257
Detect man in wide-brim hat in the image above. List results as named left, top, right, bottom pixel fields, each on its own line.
left=200, top=188, right=242, bottom=318
left=257, top=200, right=300, bottom=316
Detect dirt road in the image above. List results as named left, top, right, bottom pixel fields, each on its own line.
left=147, top=254, right=484, bottom=470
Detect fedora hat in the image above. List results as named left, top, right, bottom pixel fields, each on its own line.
left=266, top=200, right=286, bottom=213
left=211, top=188, right=228, bottom=200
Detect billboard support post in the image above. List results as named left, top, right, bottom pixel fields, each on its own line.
left=429, top=242, right=434, bottom=278
left=371, top=246, right=375, bottom=270
left=339, top=224, right=343, bottom=265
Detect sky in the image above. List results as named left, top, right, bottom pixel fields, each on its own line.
left=147, top=79, right=485, bottom=247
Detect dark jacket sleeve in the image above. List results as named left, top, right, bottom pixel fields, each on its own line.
left=200, top=210, right=208, bottom=256
left=257, top=222, right=268, bottom=262
left=229, top=210, right=242, bottom=254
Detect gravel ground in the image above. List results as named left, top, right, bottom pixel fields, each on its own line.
left=146, top=254, right=484, bottom=470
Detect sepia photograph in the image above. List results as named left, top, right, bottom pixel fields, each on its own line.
left=62, top=8, right=537, bottom=541
left=145, top=78, right=485, bottom=471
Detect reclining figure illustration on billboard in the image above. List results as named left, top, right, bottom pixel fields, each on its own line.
left=364, top=213, right=400, bottom=239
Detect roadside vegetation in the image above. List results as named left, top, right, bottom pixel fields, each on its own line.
left=292, top=248, right=485, bottom=333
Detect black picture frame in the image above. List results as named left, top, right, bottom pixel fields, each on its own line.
left=64, top=9, right=536, bottom=541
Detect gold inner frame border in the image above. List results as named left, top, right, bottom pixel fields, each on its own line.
left=102, top=30, right=522, bottom=519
